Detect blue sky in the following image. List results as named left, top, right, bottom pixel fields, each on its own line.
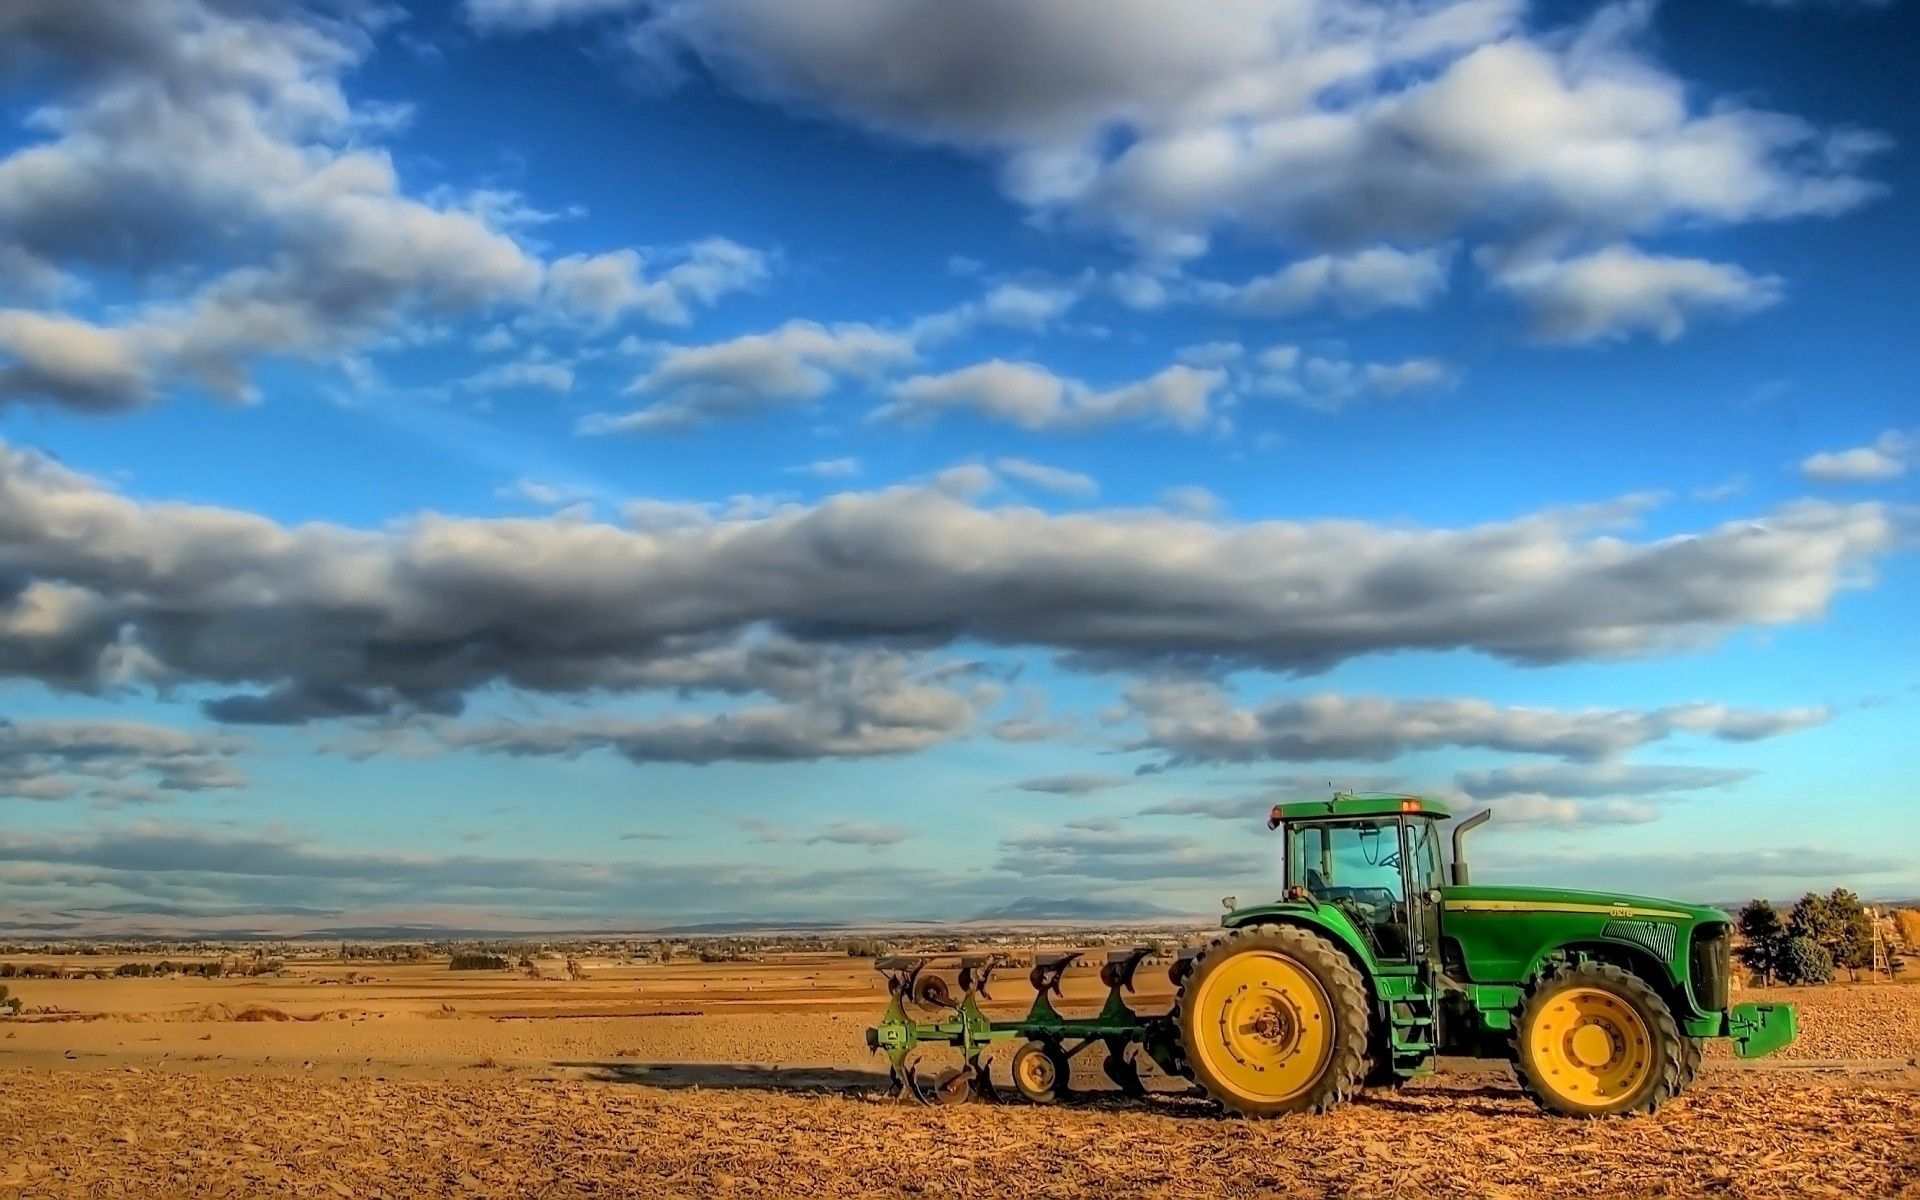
left=0, top=0, right=1914, bottom=934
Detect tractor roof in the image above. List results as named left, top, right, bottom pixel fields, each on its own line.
left=1268, top=793, right=1454, bottom=823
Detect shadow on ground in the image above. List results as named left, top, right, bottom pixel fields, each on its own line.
left=556, top=1061, right=888, bottom=1091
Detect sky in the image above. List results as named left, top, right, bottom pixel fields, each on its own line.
left=0, top=0, right=1915, bottom=935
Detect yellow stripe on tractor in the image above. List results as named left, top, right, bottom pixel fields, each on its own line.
left=1444, top=899, right=1692, bottom=920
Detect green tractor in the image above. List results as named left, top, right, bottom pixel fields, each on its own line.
left=866, top=793, right=1797, bottom=1117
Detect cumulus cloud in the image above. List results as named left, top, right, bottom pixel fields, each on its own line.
left=879, top=360, right=1226, bottom=432
left=1248, top=345, right=1455, bottom=411
left=911, top=280, right=1085, bottom=343
left=0, top=0, right=760, bottom=413
left=464, top=357, right=576, bottom=394
left=1491, top=246, right=1783, bottom=343
left=587, top=320, right=914, bottom=432
left=1124, top=682, right=1829, bottom=766
left=0, top=719, right=247, bottom=803
left=0, top=440, right=1900, bottom=722
left=1197, top=246, right=1450, bottom=317
left=590, top=0, right=1881, bottom=268
left=543, top=239, right=769, bottom=327
left=1800, top=429, right=1913, bottom=484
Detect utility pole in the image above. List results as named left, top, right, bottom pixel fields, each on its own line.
left=1870, top=906, right=1890, bottom=979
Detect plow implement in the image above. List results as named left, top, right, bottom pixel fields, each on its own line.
left=864, top=947, right=1193, bottom=1105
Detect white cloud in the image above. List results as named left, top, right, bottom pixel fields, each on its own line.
left=1159, top=485, right=1223, bottom=519
left=544, top=239, right=769, bottom=327
left=467, top=0, right=645, bottom=32
left=1800, top=430, right=1912, bottom=484
left=789, top=457, right=863, bottom=480
left=1176, top=341, right=1244, bottom=368
left=995, top=457, right=1099, bottom=498
left=1492, top=245, right=1783, bottom=344
left=495, top=478, right=595, bottom=508
left=584, top=320, right=914, bottom=433
left=1456, top=761, right=1754, bottom=800
left=465, top=357, right=575, bottom=394
left=1249, top=345, right=1456, bottom=411
left=880, top=360, right=1225, bottom=432
left=1124, top=682, right=1830, bottom=766
left=913, top=280, right=1085, bottom=343
left=0, top=1, right=761, bottom=413
left=1198, top=246, right=1450, bottom=317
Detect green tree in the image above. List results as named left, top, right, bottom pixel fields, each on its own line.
left=1736, top=899, right=1786, bottom=985
left=1823, top=888, right=1876, bottom=980
left=1787, top=892, right=1837, bottom=946
left=1778, top=936, right=1835, bottom=986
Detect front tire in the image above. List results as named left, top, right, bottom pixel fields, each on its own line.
left=1175, top=924, right=1370, bottom=1116
left=1513, top=962, right=1686, bottom=1117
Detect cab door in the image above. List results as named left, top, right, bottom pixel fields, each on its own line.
left=1400, top=816, right=1447, bottom=968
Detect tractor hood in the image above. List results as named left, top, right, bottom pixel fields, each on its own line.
left=1443, top=884, right=1727, bottom=926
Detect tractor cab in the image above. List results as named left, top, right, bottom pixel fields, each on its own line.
left=1263, top=793, right=1454, bottom=964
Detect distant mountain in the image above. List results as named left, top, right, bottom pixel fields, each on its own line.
left=968, top=896, right=1183, bottom=922
left=654, top=918, right=856, bottom=934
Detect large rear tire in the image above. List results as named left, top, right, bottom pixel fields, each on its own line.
left=1512, top=962, right=1686, bottom=1117
left=1175, top=924, right=1371, bottom=1116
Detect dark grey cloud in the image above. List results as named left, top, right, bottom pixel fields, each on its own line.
left=1136, top=796, right=1265, bottom=821
left=0, top=822, right=1003, bottom=925
left=0, top=443, right=1901, bottom=727
left=1125, top=682, right=1831, bottom=767
left=741, top=817, right=912, bottom=849
left=1014, top=773, right=1132, bottom=795
left=445, top=658, right=981, bottom=766
left=0, top=719, right=247, bottom=803
left=587, top=0, right=1882, bottom=277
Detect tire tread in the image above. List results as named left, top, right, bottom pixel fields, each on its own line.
left=1510, top=961, right=1687, bottom=1118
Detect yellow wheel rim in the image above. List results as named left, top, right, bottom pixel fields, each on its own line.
left=1014, top=1048, right=1055, bottom=1093
left=1190, top=949, right=1334, bottom=1106
left=1528, top=986, right=1654, bottom=1108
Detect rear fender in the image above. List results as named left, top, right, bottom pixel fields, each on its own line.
left=1222, top=903, right=1383, bottom=980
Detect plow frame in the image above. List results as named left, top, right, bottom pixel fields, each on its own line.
left=865, top=948, right=1185, bottom=1104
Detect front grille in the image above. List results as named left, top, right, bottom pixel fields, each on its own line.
left=1690, top=924, right=1731, bottom=1012
left=1602, top=919, right=1676, bottom=963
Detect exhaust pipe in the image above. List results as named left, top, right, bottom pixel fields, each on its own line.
left=1450, top=808, right=1492, bottom=886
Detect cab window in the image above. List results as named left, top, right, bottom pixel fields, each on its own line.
left=1288, top=819, right=1404, bottom=903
